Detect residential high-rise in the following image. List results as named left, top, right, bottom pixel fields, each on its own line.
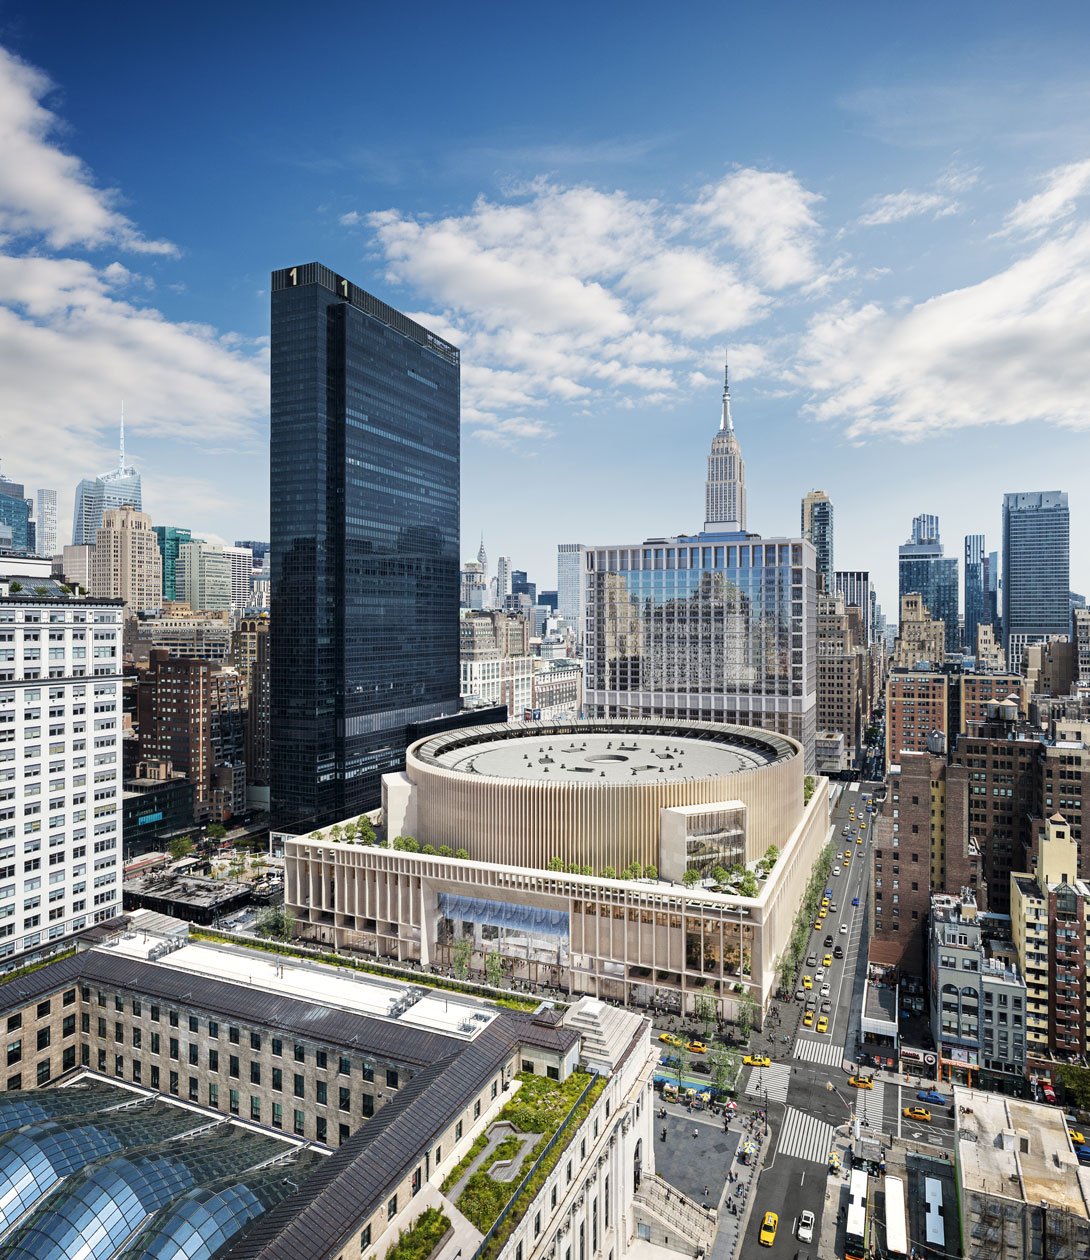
left=963, top=533, right=986, bottom=654
left=886, top=669, right=948, bottom=763
left=585, top=375, right=817, bottom=762
left=151, top=526, right=192, bottom=602
left=224, top=544, right=254, bottom=613
left=459, top=609, right=533, bottom=715
left=0, top=576, right=123, bottom=962
left=495, top=556, right=512, bottom=607
left=815, top=589, right=868, bottom=772
left=801, top=490, right=834, bottom=591
left=60, top=544, right=95, bottom=592
left=834, top=570, right=873, bottom=644
left=1002, top=491, right=1070, bottom=669
left=90, top=505, right=162, bottom=616
left=270, top=262, right=460, bottom=829
left=703, top=358, right=746, bottom=531
left=71, top=416, right=142, bottom=546
left=557, top=543, right=587, bottom=644
left=898, top=513, right=959, bottom=654
left=34, top=489, right=57, bottom=558
left=179, top=540, right=231, bottom=612
left=984, top=549, right=999, bottom=630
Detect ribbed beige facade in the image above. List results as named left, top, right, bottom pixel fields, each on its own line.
left=387, top=719, right=801, bottom=873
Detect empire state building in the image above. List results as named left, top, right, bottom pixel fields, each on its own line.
left=704, top=359, right=746, bottom=532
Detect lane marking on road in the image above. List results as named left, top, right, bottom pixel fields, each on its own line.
left=776, top=1104, right=838, bottom=1165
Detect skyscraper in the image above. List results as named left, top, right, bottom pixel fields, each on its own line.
left=72, top=415, right=142, bottom=545
left=834, top=570, right=873, bottom=644
left=152, top=525, right=192, bottom=602
left=90, top=504, right=163, bottom=616
left=963, top=533, right=986, bottom=654
left=179, top=540, right=231, bottom=612
left=898, top=513, right=959, bottom=654
left=270, top=262, right=460, bottom=829
left=557, top=543, right=587, bottom=643
left=0, top=474, right=31, bottom=554
left=704, top=357, right=746, bottom=531
left=801, top=490, right=834, bottom=591
left=1002, top=491, right=1070, bottom=668
left=34, top=488, right=57, bottom=557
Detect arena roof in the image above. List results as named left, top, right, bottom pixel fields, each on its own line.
left=414, top=718, right=795, bottom=783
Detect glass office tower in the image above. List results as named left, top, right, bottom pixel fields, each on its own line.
left=152, top=525, right=192, bottom=601
left=963, top=533, right=986, bottom=654
left=1002, top=491, right=1070, bottom=667
left=270, top=262, right=460, bottom=830
left=898, top=513, right=959, bottom=654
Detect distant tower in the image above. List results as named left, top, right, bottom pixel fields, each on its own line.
left=703, top=354, right=747, bottom=532
left=801, top=490, right=834, bottom=592
left=477, top=534, right=488, bottom=574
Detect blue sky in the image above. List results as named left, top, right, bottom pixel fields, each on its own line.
left=3, top=2, right=1090, bottom=615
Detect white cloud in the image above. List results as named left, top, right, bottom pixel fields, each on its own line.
left=1001, top=158, right=1090, bottom=237
left=0, top=47, right=175, bottom=254
left=856, top=189, right=959, bottom=227
left=799, top=219, right=1090, bottom=438
left=693, top=168, right=825, bottom=290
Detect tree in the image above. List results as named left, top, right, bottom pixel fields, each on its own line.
left=622, top=862, right=640, bottom=881
left=739, top=870, right=759, bottom=898
left=168, top=836, right=194, bottom=863
left=228, top=855, right=248, bottom=882
left=709, top=1045, right=739, bottom=1094
left=484, top=950, right=507, bottom=989
left=343, top=821, right=358, bottom=844
left=601, top=865, right=616, bottom=879
left=712, top=865, right=730, bottom=886
left=673, top=1043, right=690, bottom=1089
left=357, top=816, right=376, bottom=844
left=693, top=991, right=717, bottom=1036
left=421, top=843, right=436, bottom=855
left=329, top=824, right=343, bottom=843
left=804, top=774, right=816, bottom=803
left=763, top=845, right=779, bottom=868
left=452, top=934, right=472, bottom=980
left=643, top=864, right=657, bottom=880
left=207, top=823, right=227, bottom=840
left=735, top=989, right=759, bottom=1043
left=546, top=856, right=565, bottom=871
left=254, top=905, right=296, bottom=941
left=1057, top=1064, right=1090, bottom=1110
left=682, top=867, right=701, bottom=889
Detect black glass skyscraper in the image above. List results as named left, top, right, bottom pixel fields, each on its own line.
left=898, top=513, right=959, bottom=654
left=270, top=263, right=460, bottom=830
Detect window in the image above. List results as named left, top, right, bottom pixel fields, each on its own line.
left=339, top=1055, right=350, bottom=1075
left=189, top=1077, right=199, bottom=1102
left=6, top=1040, right=20, bottom=1066
left=294, top=1043, right=305, bottom=1063
left=5, top=1014, right=20, bottom=1032
left=315, top=1117, right=327, bottom=1143
left=209, top=1082, right=219, bottom=1108
left=36, top=1000, right=50, bottom=1018
left=360, top=1226, right=371, bottom=1250
left=169, top=1070, right=179, bottom=1095
left=229, top=1089, right=240, bottom=1115
left=209, top=1049, right=219, bottom=1072
left=294, top=1109, right=305, bottom=1136
left=250, top=1062, right=261, bottom=1085
left=294, top=1073, right=304, bottom=1098
left=36, top=1060, right=50, bottom=1086
left=388, top=1196, right=398, bottom=1221
left=339, top=1086, right=351, bottom=1111
left=272, top=1067, right=283, bottom=1091
left=188, top=1044, right=198, bottom=1066
left=229, top=1026, right=240, bottom=1044
left=188, top=1015, right=199, bottom=1033
left=387, top=1068, right=399, bottom=1089
left=251, top=1097, right=261, bottom=1121
left=36, top=1028, right=50, bottom=1051
left=272, top=1102, right=283, bottom=1129
left=362, top=1061, right=374, bottom=1082
left=272, top=1037, right=282, bottom=1056
left=315, top=1049, right=328, bottom=1069
left=250, top=1031, right=261, bottom=1051
left=362, top=1093, right=374, bottom=1117
left=229, top=1055, right=240, bottom=1078
left=316, top=1081, right=327, bottom=1105
left=208, top=1020, right=219, bottom=1039
left=6, top=1074, right=19, bottom=1091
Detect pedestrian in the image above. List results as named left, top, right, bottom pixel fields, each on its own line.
left=693, top=1127, right=698, bottom=1139
left=704, top=1185, right=709, bottom=1198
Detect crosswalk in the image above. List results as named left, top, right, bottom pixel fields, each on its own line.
left=857, top=1080, right=886, bottom=1129
left=776, top=1104, right=838, bottom=1165
left=743, top=1061, right=791, bottom=1104
left=793, top=1037, right=844, bottom=1068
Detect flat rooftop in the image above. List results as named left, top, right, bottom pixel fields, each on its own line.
left=107, top=933, right=501, bottom=1040
left=954, top=1085, right=1090, bottom=1218
left=123, top=871, right=249, bottom=909
left=864, top=982, right=898, bottom=1022
left=432, top=730, right=775, bottom=783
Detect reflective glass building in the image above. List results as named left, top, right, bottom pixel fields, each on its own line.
left=1002, top=490, right=1071, bottom=666
left=270, top=263, right=461, bottom=830
left=898, top=513, right=959, bottom=654
left=583, top=530, right=817, bottom=768
left=152, top=525, right=192, bottom=602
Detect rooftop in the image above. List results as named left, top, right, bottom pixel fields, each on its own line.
left=415, top=719, right=794, bottom=784
left=954, top=1085, right=1090, bottom=1218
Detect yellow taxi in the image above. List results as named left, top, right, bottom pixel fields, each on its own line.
left=856, top=834, right=863, bottom=843
left=903, top=1106, right=932, bottom=1122
left=802, top=1010, right=814, bottom=1027
left=803, top=974, right=813, bottom=990
left=687, top=1040, right=707, bottom=1055
left=658, top=1032, right=684, bottom=1048
left=848, top=1075, right=874, bottom=1089
left=843, top=850, right=852, bottom=860
left=758, top=1211, right=778, bottom=1247
left=822, top=953, right=833, bottom=967
left=813, top=919, right=823, bottom=930
left=821, top=897, right=830, bottom=908
left=817, top=1016, right=829, bottom=1034
left=743, top=1054, right=771, bottom=1068
left=1069, top=1127, right=1086, bottom=1147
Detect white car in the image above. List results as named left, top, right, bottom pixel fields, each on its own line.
left=832, top=865, right=842, bottom=876
left=814, top=968, right=825, bottom=983
left=840, top=923, right=849, bottom=934
left=820, top=983, right=831, bottom=997
left=798, top=1210, right=815, bottom=1244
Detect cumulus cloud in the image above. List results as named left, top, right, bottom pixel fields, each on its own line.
left=0, top=46, right=267, bottom=541
left=360, top=169, right=826, bottom=442
left=1001, top=158, right=1090, bottom=237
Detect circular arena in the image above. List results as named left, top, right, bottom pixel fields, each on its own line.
left=392, top=719, right=803, bottom=875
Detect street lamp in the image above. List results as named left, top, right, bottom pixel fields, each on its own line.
left=826, top=1080, right=860, bottom=1143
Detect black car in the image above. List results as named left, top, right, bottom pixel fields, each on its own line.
left=823, top=935, right=834, bottom=948
left=833, top=945, right=844, bottom=959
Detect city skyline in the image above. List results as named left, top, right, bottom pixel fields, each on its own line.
left=1, top=8, right=1089, bottom=614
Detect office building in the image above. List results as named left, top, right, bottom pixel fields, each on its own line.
left=0, top=576, right=123, bottom=963
left=898, top=514, right=959, bottom=654
left=34, top=488, right=57, bottom=558
left=459, top=609, right=534, bottom=715
left=0, top=922, right=683, bottom=1260
left=964, top=533, right=987, bottom=654
left=179, top=540, right=231, bottom=613
left=494, top=555, right=513, bottom=608
left=929, top=892, right=1026, bottom=1091
left=557, top=543, right=587, bottom=644
left=886, top=669, right=948, bottom=763
left=955, top=1086, right=1090, bottom=1260
left=126, top=607, right=232, bottom=664
left=459, top=559, right=487, bottom=609
left=958, top=673, right=1024, bottom=734
left=975, top=623, right=1007, bottom=672
left=1022, top=637, right=1076, bottom=699
left=703, top=358, right=746, bottom=530
left=801, top=489, right=834, bottom=591
left=532, top=658, right=584, bottom=721
left=1074, top=607, right=1090, bottom=686
left=245, top=621, right=270, bottom=805
left=60, top=543, right=95, bottom=592
left=90, top=505, right=162, bottom=617
left=151, top=525, right=192, bottom=602
left=511, top=568, right=536, bottom=604
left=815, top=589, right=868, bottom=772
left=270, top=263, right=460, bottom=830
left=121, top=760, right=196, bottom=859
left=287, top=716, right=830, bottom=1020
left=224, top=543, right=254, bottom=613
left=136, top=650, right=245, bottom=823
left=891, top=591, right=946, bottom=669
left=236, top=539, right=269, bottom=566
left=1010, top=814, right=1090, bottom=1066
left=0, top=481, right=31, bottom=555
left=71, top=418, right=142, bottom=546
left=1003, top=491, right=1070, bottom=670
left=834, top=570, right=873, bottom=644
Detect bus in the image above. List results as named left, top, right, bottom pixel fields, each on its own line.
left=924, top=1176, right=945, bottom=1252
left=884, top=1174, right=908, bottom=1258
left=844, top=1167, right=869, bottom=1260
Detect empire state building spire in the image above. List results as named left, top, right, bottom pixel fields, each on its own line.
left=704, top=351, right=746, bottom=531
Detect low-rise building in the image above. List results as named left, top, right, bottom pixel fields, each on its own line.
left=121, top=759, right=196, bottom=859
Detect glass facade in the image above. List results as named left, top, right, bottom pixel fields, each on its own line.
left=583, top=531, right=817, bottom=766
left=270, top=263, right=460, bottom=829
left=963, top=533, right=986, bottom=654
left=898, top=516, right=959, bottom=654
left=151, top=526, right=192, bottom=602
left=0, top=491, right=31, bottom=555
left=1002, top=491, right=1070, bottom=658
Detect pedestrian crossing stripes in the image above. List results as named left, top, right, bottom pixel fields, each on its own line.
left=858, top=1080, right=886, bottom=1129
left=776, top=1105, right=838, bottom=1165
left=743, top=1061, right=792, bottom=1105
left=792, top=1037, right=844, bottom=1067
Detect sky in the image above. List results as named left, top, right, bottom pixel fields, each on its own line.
left=2, top=2, right=1090, bottom=618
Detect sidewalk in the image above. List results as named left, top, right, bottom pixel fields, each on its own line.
left=708, top=1120, right=768, bottom=1260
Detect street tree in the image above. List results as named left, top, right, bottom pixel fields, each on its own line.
left=709, top=1045, right=738, bottom=1094
left=484, top=950, right=506, bottom=989
left=693, top=991, right=717, bottom=1037
left=167, top=836, right=194, bottom=863
left=452, top=935, right=472, bottom=981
